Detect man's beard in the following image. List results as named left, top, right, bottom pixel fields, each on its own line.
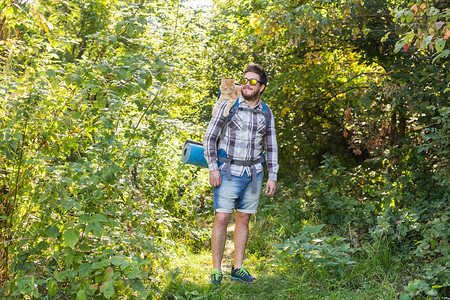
left=242, top=87, right=260, bottom=102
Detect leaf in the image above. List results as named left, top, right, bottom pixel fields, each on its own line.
left=45, top=225, right=60, bottom=238
left=76, top=290, right=87, bottom=300
left=308, top=224, right=326, bottom=234
left=126, top=25, right=134, bottom=36
left=436, top=21, right=445, bottom=31
left=65, top=74, right=74, bottom=85
left=155, top=58, right=165, bottom=67
left=380, top=32, right=390, bottom=43
left=62, top=199, right=73, bottom=212
left=399, top=293, right=412, bottom=300
left=3, top=6, right=14, bottom=18
left=395, top=39, right=406, bottom=53
left=46, top=69, right=56, bottom=78
left=63, top=229, right=80, bottom=248
left=137, top=17, right=147, bottom=25
left=421, top=35, right=433, bottom=49
left=145, top=75, right=153, bottom=89
left=444, top=27, right=450, bottom=40
left=78, top=262, right=92, bottom=277
left=131, top=280, right=146, bottom=293
left=48, top=279, right=58, bottom=297
left=100, top=280, right=115, bottom=299
left=85, top=221, right=103, bottom=237
left=79, top=214, right=91, bottom=224
left=104, top=266, right=115, bottom=282
left=118, top=68, right=127, bottom=79
left=435, top=38, right=446, bottom=53
left=135, top=25, right=143, bottom=34
left=51, top=78, right=60, bottom=89
left=432, top=49, right=450, bottom=63
left=92, top=213, right=108, bottom=222
left=93, top=221, right=103, bottom=237
left=395, top=8, right=407, bottom=20
left=405, top=11, right=414, bottom=23
left=108, top=35, right=117, bottom=43
left=403, top=43, right=410, bottom=52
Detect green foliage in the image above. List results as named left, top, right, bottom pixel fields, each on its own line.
left=1, top=0, right=211, bottom=298
left=393, top=1, right=450, bottom=62
left=273, top=224, right=356, bottom=273
left=1, top=0, right=449, bottom=298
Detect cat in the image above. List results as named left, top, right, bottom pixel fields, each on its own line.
left=212, top=79, right=242, bottom=117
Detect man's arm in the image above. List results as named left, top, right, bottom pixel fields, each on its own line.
left=264, top=107, right=279, bottom=196
left=203, top=103, right=227, bottom=187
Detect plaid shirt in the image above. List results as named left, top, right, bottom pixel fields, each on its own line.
left=203, top=95, right=279, bottom=181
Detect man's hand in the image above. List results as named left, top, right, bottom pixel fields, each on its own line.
left=265, top=179, right=277, bottom=196
left=209, top=170, right=222, bottom=188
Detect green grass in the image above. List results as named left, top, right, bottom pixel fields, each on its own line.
left=160, top=252, right=400, bottom=299
left=156, top=232, right=405, bottom=299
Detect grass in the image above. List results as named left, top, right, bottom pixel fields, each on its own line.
left=160, top=250, right=401, bottom=299
left=156, top=221, right=405, bottom=300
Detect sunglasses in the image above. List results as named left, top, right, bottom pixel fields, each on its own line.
left=240, top=78, right=263, bottom=86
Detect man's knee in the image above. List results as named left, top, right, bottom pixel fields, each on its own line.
left=214, top=212, right=231, bottom=226
left=235, top=211, right=251, bottom=225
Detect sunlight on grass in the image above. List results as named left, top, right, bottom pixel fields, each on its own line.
left=160, top=240, right=402, bottom=299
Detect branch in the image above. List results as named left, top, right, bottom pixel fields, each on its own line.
left=125, top=88, right=161, bottom=148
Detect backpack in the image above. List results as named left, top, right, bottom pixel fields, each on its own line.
left=217, top=90, right=270, bottom=131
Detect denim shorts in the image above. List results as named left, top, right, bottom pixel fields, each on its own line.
left=213, top=170, right=264, bottom=214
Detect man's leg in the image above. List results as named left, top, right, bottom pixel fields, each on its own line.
left=211, top=212, right=231, bottom=271
left=233, top=211, right=251, bottom=269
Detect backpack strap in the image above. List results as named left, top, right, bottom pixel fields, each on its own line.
left=261, top=101, right=269, bottom=129
left=227, top=97, right=240, bottom=123
left=227, top=98, right=269, bottom=130
left=218, top=149, right=265, bottom=194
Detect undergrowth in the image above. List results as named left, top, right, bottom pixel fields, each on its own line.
left=160, top=154, right=449, bottom=299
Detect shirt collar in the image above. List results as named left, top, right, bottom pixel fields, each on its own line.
left=239, top=94, right=263, bottom=109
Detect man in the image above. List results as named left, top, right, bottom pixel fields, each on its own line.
left=203, top=63, right=279, bottom=284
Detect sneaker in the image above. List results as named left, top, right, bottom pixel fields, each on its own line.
left=210, top=268, right=223, bottom=285
left=230, top=266, right=256, bottom=283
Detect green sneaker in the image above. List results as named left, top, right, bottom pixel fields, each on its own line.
left=210, top=268, right=223, bottom=285
left=230, top=266, right=256, bottom=283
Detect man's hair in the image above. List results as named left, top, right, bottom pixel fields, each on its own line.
left=244, top=63, right=267, bottom=86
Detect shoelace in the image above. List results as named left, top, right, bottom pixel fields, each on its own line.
left=211, top=270, right=222, bottom=280
left=235, top=266, right=250, bottom=276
